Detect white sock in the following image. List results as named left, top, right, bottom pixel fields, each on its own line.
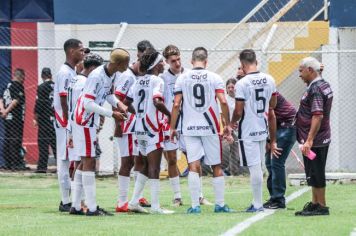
left=212, top=176, right=225, bottom=207
left=129, top=173, right=148, bottom=205
left=134, top=171, right=144, bottom=199
left=118, top=175, right=130, bottom=207
left=248, top=164, right=263, bottom=209
left=82, top=171, right=97, bottom=212
left=169, top=176, right=182, bottom=199
left=57, top=160, right=71, bottom=204
left=199, top=176, right=204, bottom=199
left=150, top=179, right=160, bottom=210
left=188, top=171, right=201, bottom=208
left=72, top=170, right=83, bottom=211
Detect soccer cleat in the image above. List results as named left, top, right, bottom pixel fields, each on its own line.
left=150, top=208, right=175, bottom=214
left=59, top=201, right=72, bottom=212
left=86, top=206, right=114, bottom=216
left=69, top=207, right=84, bottom=215
left=187, top=206, right=201, bottom=214
left=128, top=203, right=149, bottom=214
left=199, top=197, right=213, bottom=206
left=214, top=204, right=235, bottom=213
left=172, top=198, right=183, bottom=207
left=116, top=202, right=129, bottom=213
left=139, top=198, right=151, bottom=207
left=245, top=204, right=264, bottom=213
left=295, top=202, right=318, bottom=216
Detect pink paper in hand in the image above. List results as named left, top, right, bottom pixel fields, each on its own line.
left=299, top=144, right=316, bottom=160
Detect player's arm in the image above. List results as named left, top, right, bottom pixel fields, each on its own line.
left=170, top=93, right=182, bottom=142
left=216, top=93, right=230, bottom=126
left=230, top=100, right=244, bottom=127
left=153, top=98, right=170, bottom=121
left=268, top=94, right=282, bottom=157
left=1, top=84, right=21, bottom=118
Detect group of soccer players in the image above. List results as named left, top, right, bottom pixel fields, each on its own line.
left=53, top=37, right=279, bottom=216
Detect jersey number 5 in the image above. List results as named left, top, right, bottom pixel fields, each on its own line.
left=255, top=88, right=266, bottom=114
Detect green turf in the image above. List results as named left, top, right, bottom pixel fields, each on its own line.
left=0, top=173, right=317, bottom=236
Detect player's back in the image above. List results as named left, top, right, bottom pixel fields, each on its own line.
left=235, top=71, right=276, bottom=141
left=128, top=74, right=164, bottom=140
left=175, top=68, right=224, bottom=136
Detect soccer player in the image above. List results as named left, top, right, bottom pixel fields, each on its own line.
left=113, top=40, right=154, bottom=212
left=68, top=53, right=103, bottom=215
left=230, top=49, right=280, bottom=212
left=161, top=44, right=184, bottom=206
left=54, top=39, right=85, bottom=212
left=73, top=48, right=129, bottom=216
left=127, top=49, right=174, bottom=214
left=170, top=47, right=234, bottom=214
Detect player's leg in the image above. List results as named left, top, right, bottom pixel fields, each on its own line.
left=163, top=143, right=182, bottom=206
left=202, top=135, right=234, bottom=213
left=133, top=149, right=151, bottom=207
left=80, top=127, right=112, bottom=216
left=115, top=134, right=135, bottom=212
left=70, top=161, right=84, bottom=215
left=55, top=127, right=71, bottom=212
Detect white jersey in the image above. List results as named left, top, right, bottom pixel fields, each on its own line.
left=235, top=71, right=277, bottom=141
left=53, top=63, right=76, bottom=128
left=68, top=74, right=87, bottom=122
left=174, top=68, right=224, bottom=136
left=75, top=65, right=116, bottom=128
left=161, top=68, right=189, bottom=132
left=127, top=74, right=165, bottom=143
left=114, top=68, right=137, bottom=134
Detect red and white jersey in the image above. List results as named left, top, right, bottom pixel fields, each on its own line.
left=161, top=68, right=189, bottom=132
left=126, top=74, right=165, bottom=142
left=68, top=74, right=87, bottom=123
left=114, top=68, right=137, bottom=134
left=54, top=63, right=76, bottom=128
left=75, top=65, right=116, bottom=128
left=174, top=68, right=224, bottom=136
left=235, top=71, right=277, bottom=141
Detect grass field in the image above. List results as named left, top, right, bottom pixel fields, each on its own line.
left=0, top=173, right=355, bottom=236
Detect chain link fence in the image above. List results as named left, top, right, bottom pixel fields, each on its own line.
left=0, top=0, right=354, bottom=175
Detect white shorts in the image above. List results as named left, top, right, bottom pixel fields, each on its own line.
left=76, top=127, right=97, bottom=158
left=70, top=124, right=83, bottom=161
left=137, top=139, right=164, bottom=156
left=238, top=140, right=266, bottom=167
left=55, top=127, right=67, bottom=161
left=183, top=135, right=222, bottom=166
left=116, top=133, right=139, bottom=157
left=164, top=140, right=178, bottom=151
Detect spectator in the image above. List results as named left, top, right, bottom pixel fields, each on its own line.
left=0, top=68, right=26, bottom=170
left=295, top=57, right=333, bottom=216
left=263, top=92, right=297, bottom=209
left=33, top=67, right=56, bottom=173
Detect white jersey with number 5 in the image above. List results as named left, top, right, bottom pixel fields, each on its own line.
left=235, top=71, right=277, bottom=141
left=126, top=74, right=165, bottom=143
left=174, top=68, right=224, bottom=136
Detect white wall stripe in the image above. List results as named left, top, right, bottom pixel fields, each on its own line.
left=221, top=187, right=310, bottom=236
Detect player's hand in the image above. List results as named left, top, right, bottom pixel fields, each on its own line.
left=117, top=102, right=128, bottom=114
left=0, top=110, right=8, bottom=118
left=301, top=140, right=313, bottom=157
left=270, top=141, right=282, bottom=158
left=67, top=137, right=74, bottom=148
left=33, top=119, right=38, bottom=127
left=112, top=111, right=127, bottom=121
left=170, top=129, right=178, bottom=143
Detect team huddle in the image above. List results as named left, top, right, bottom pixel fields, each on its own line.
left=54, top=38, right=280, bottom=216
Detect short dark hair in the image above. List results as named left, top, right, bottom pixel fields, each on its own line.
left=226, top=78, right=237, bottom=87
left=63, top=38, right=82, bottom=53
left=192, top=47, right=208, bottom=61
left=41, top=67, right=52, bottom=78
left=163, top=45, right=180, bottom=59
left=137, top=40, right=154, bottom=53
left=239, top=49, right=256, bottom=64
left=14, top=68, right=25, bottom=78
left=83, top=53, right=104, bottom=69
left=139, top=48, right=159, bottom=73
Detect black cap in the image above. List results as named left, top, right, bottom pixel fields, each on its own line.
left=41, top=67, right=52, bottom=78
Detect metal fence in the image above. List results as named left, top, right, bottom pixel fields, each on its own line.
left=0, top=4, right=355, bottom=174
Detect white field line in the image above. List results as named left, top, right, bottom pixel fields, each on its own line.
left=221, top=187, right=310, bottom=236
left=350, top=228, right=356, bottom=236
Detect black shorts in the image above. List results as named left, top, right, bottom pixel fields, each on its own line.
left=303, top=145, right=329, bottom=188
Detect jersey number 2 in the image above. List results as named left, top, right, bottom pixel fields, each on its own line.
left=137, top=89, right=145, bottom=113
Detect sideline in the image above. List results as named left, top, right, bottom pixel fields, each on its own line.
left=220, top=187, right=310, bottom=236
